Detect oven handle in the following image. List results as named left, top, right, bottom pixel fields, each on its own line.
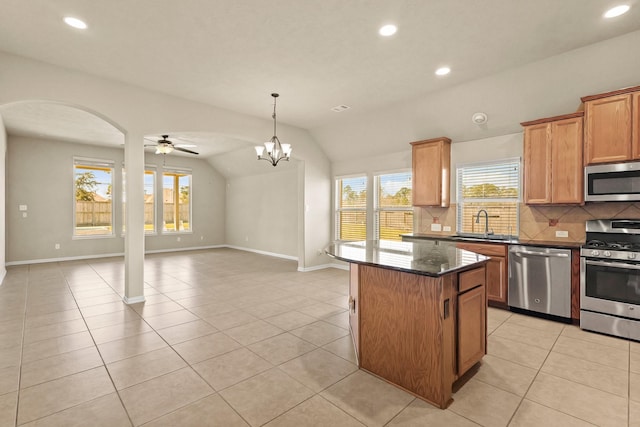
left=511, top=250, right=569, bottom=258
left=585, top=259, right=640, bottom=270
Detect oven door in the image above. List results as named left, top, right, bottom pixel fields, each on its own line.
left=581, top=258, right=640, bottom=320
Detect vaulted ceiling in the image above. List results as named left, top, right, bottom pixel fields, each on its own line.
left=1, top=0, right=639, bottom=163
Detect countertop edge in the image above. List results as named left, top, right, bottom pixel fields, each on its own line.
left=326, top=251, right=488, bottom=277
left=402, top=233, right=583, bottom=249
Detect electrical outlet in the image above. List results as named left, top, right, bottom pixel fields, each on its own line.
left=555, top=230, right=568, bottom=238
left=55, top=243, right=60, bottom=250
left=177, top=237, right=181, bottom=242
left=19, top=205, right=27, bottom=211
left=22, top=212, right=27, bottom=218
left=443, top=226, right=451, bottom=232
left=200, top=236, right=204, bottom=241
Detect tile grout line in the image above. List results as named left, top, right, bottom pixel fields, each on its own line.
left=59, top=263, right=136, bottom=427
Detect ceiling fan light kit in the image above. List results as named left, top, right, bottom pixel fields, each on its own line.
left=146, top=135, right=199, bottom=156
left=255, top=93, right=292, bottom=167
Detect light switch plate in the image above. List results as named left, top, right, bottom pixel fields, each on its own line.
left=555, top=230, right=569, bottom=238
left=431, top=223, right=442, bottom=232
left=19, top=205, right=27, bottom=211
left=443, top=226, right=451, bottom=232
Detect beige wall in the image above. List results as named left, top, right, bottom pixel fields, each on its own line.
left=6, top=135, right=226, bottom=263
left=225, top=166, right=298, bottom=258
left=0, top=116, right=6, bottom=280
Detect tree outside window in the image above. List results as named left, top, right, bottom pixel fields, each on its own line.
left=74, top=160, right=114, bottom=237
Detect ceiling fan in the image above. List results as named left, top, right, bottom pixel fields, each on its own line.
left=144, top=135, right=199, bottom=155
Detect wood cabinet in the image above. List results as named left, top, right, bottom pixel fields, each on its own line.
left=521, top=112, right=583, bottom=204
left=582, top=86, right=640, bottom=165
left=457, top=285, right=486, bottom=374
left=351, top=262, right=486, bottom=408
left=411, top=137, right=451, bottom=207
left=348, top=264, right=360, bottom=363
left=455, top=242, right=507, bottom=307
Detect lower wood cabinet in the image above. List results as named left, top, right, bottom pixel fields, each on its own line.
left=457, top=285, right=486, bottom=375
left=347, top=262, right=487, bottom=407
left=456, top=242, right=508, bottom=307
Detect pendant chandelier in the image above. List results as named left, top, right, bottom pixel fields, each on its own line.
left=255, top=93, right=292, bottom=166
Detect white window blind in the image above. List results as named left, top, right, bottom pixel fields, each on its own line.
left=456, top=158, right=520, bottom=236
left=374, top=171, right=413, bottom=241
left=336, top=176, right=367, bottom=241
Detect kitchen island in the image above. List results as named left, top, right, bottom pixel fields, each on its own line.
left=326, top=240, right=488, bottom=408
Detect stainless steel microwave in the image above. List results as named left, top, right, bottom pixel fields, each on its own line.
left=585, top=161, right=640, bottom=202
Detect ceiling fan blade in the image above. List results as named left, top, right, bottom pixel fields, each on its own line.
left=175, top=144, right=197, bottom=148
left=173, top=146, right=199, bottom=155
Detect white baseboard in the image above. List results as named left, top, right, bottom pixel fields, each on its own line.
left=145, top=245, right=225, bottom=254
left=123, top=295, right=146, bottom=304
left=5, top=252, right=126, bottom=266
left=298, top=262, right=348, bottom=272
left=0, top=268, right=7, bottom=285
left=4, top=246, right=339, bottom=273
left=225, top=245, right=298, bottom=261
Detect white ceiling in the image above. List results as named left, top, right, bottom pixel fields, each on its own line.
left=1, top=0, right=639, bottom=161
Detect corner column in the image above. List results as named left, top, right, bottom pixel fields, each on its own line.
left=123, top=131, right=145, bottom=304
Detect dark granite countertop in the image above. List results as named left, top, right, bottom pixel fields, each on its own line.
left=402, top=233, right=583, bottom=249
left=325, top=240, right=488, bottom=277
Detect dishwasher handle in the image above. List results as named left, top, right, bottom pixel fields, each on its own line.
left=510, top=249, right=569, bottom=258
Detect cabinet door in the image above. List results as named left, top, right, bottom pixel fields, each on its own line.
left=349, top=264, right=360, bottom=363
left=458, top=285, right=486, bottom=375
left=585, top=94, right=632, bottom=165
left=523, top=123, right=552, bottom=204
left=551, top=116, right=583, bottom=204
left=412, top=139, right=450, bottom=207
left=633, top=92, right=640, bottom=160
left=486, top=257, right=507, bottom=304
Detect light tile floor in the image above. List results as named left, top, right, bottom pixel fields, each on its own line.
left=0, top=248, right=638, bottom=426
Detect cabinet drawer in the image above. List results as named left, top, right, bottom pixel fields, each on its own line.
left=458, top=267, right=485, bottom=293
left=456, top=242, right=507, bottom=257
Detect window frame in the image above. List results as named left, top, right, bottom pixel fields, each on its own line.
left=162, top=167, right=193, bottom=234
left=335, top=174, right=368, bottom=241
left=456, top=157, right=521, bottom=237
left=374, top=169, right=413, bottom=241
left=73, top=157, right=115, bottom=239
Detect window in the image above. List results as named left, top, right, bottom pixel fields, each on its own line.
left=163, top=168, right=191, bottom=232
left=336, top=176, right=367, bottom=240
left=122, top=168, right=156, bottom=234
left=375, top=171, right=413, bottom=241
left=74, top=158, right=114, bottom=237
left=456, top=158, right=520, bottom=236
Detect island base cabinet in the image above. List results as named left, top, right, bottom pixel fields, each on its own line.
left=457, top=285, right=486, bottom=374
left=356, top=263, right=486, bottom=409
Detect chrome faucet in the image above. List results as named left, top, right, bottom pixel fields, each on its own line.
left=475, top=209, right=493, bottom=236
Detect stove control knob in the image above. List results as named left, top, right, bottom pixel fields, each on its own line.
left=591, top=250, right=600, bottom=256
left=630, top=253, right=637, bottom=260
left=604, top=251, right=611, bottom=257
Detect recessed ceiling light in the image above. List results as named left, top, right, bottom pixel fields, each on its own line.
left=435, top=67, right=451, bottom=76
left=604, top=5, right=630, bottom=18
left=64, top=16, right=87, bottom=29
left=379, top=24, right=397, bottom=37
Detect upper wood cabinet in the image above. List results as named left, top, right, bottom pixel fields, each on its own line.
left=522, top=112, right=584, bottom=205
left=411, top=137, right=451, bottom=207
left=582, top=86, right=640, bottom=165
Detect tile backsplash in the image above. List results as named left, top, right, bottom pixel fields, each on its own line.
left=416, top=202, right=640, bottom=243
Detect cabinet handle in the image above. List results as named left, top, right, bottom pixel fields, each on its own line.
left=443, top=298, right=450, bottom=319
left=348, top=296, right=356, bottom=314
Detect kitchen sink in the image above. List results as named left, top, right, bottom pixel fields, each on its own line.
left=453, top=233, right=514, bottom=242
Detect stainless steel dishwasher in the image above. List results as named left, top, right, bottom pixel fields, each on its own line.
left=508, top=245, right=571, bottom=318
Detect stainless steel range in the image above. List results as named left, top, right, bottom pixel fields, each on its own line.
left=580, top=219, right=640, bottom=341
